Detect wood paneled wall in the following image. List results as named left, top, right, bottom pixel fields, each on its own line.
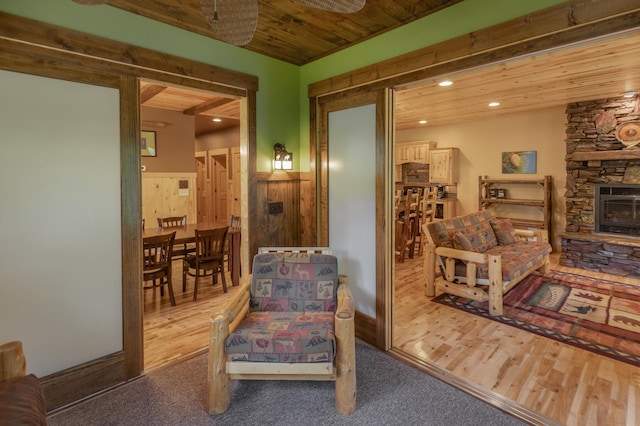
left=256, top=172, right=304, bottom=249
left=141, top=173, right=197, bottom=226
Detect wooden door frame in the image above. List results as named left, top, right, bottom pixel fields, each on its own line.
left=314, top=89, right=393, bottom=350
left=0, top=12, right=258, bottom=409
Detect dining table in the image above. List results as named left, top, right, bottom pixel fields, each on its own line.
left=143, top=221, right=241, bottom=287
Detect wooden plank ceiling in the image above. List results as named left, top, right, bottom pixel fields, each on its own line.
left=98, top=0, right=462, bottom=66
left=394, top=30, right=640, bottom=131
left=141, top=29, right=640, bottom=135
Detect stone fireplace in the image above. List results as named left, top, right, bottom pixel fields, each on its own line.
left=595, top=184, right=640, bottom=236
left=561, top=95, right=640, bottom=278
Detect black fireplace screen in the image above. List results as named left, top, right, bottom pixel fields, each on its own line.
left=596, top=184, right=640, bottom=235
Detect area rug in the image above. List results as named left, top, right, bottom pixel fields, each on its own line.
left=433, top=270, right=640, bottom=367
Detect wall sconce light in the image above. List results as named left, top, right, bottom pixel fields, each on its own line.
left=273, top=143, right=293, bottom=170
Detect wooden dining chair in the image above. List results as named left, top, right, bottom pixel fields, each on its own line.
left=182, top=226, right=229, bottom=301
left=143, top=231, right=176, bottom=306
left=415, top=186, right=437, bottom=256
left=157, top=215, right=195, bottom=259
left=396, top=189, right=419, bottom=263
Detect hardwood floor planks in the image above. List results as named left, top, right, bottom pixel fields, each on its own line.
left=394, top=252, right=640, bottom=425
left=143, top=259, right=240, bottom=371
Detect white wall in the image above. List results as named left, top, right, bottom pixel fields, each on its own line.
left=0, top=70, right=122, bottom=376
left=328, top=105, right=377, bottom=317
left=397, top=107, right=567, bottom=249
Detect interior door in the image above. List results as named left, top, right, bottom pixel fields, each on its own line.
left=230, top=147, right=241, bottom=217
left=316, top=89, right=394, bottom=349
left=195, top=152, right=209, bottom=223
left=209, top=150, right=228, bottom=222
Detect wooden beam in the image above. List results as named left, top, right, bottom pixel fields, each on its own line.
left=139, top=84, right=167, bottom=104
left=567, top=150, right=640, bottom=161
left=184, top=97, right=236, bottom=115
left=0, top=12, right=258, bottom=93
left=309, top=0, right=640, bottom=97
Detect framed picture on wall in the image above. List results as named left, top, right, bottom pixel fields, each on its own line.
left=501, top=150, right=536, bottom=174
left=141, top=130, right=157, bottom=157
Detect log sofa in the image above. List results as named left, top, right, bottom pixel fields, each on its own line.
left=423, top=210, right=552, bottom=316
left=0, top=341, right=47, bottom=425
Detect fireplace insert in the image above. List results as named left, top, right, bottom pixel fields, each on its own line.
left=595, top=184, right=640, bottom=235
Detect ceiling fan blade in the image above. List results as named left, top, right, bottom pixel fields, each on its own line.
left=200, top=0, right=258, bottom=46
left=292, top=0, right=366, bottom=13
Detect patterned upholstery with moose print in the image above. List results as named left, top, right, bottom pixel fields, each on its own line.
left=225, top=252, right=339, bottom=363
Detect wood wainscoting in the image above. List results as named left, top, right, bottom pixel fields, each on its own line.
left=141, top=173, right=197, bottom=226
left=256, top=171, right=315, bottom=248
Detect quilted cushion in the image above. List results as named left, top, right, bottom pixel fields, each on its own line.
left=454, top=240, right=551, bottom=284
left=225, top=312, right=335, bottom=363
left=249, top=252, right=338, bottom=313
left=490, top=218, right=517, bottom=245
left=427, top=209, right=498, bottom=251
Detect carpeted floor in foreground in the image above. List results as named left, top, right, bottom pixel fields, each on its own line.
left=48, top=342, right=526, bottom=426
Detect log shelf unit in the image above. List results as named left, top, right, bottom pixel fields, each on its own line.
left=478, top=175, right=552, bottom=234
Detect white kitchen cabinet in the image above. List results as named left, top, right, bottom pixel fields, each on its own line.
left=395, top=141, right=436, bottom=164
left=429, top=148, right=458, bottom=184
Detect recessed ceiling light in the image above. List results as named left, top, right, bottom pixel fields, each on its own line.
left=212, top=118, right=222, bottom=122
left=488, top=102, right=501, bottom=107
left=419, top=120, right=428, bottom=125
left=438, top=80, right=453, bottom=87
left=622, top=91, right=637, bottom=98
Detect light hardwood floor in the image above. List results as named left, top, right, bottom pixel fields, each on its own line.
left=143, top=259, right=241, bottom=371
left=144, top=253, right=640, bottom=425
left=394, top=251, right=640, bottom=426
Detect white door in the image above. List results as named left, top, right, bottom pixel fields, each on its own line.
left=317, top=89, right=393, bottom=349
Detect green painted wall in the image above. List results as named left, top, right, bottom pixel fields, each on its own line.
left=298, top=0, right=567, bottom=170
left=1, top=0, right=566, bottom=172
left=0, top=0, right=300, bottom=173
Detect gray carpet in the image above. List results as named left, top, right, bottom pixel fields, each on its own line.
left=48, top=343, right=526, bottom=425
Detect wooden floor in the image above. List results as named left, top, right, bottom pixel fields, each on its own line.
left=143, top=259, right=240, bottom=371
left=144, top=253, right=640, bottom=425
left=394, top=251, right=640, bottom=426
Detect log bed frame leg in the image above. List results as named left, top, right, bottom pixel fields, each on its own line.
left=335, top=278, right=356, bottom=414
left=424, top=243, right=436, bottom=297
left=207, top=313, right=230, bottom=414
left=488, top=255, right=504, bottom=316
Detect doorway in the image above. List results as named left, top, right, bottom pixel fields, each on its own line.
left=209, top=149, right=229, bottom=222
left=140, top=80, right=245, bottom=371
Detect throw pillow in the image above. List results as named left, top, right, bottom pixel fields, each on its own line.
left=490, top=218, right=517, bottom=245
left=452, top=231, right=475, bottom=252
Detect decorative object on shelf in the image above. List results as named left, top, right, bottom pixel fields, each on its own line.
left=273, top=143, right=293, bottom=170
left=199, top=0, right=366, bottom=46
left=489, top=188, right=497, bottom=199
left=497, top=188, right=506, bottom=199
left=615, top=122, right=640, bottom=149
left=141, top=130, right=157, bottom=157
left=501, top=151, right=536, bottom=174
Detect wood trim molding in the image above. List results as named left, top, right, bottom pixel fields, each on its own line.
left=308, top=0, right=640, bottom=98
left=0, top=12, right=258, bottom=95
left=354, top=311, right=377, bottom=347
left=41, top=352, right=125, bottom=412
